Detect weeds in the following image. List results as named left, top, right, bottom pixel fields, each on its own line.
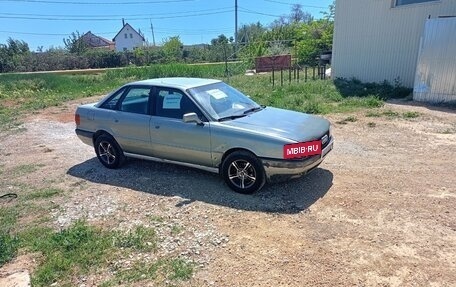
left=24, top=188, right=63, bottom=200
left=171, top=224, right=184, bottom=236
left=104, top=258, right=193, bottom=286
left=0, top=231, right=19, bottom=266
left=367, top=122, right=377, bottom=128
left=402, top=111, right=420, bottom=118
left=113, top=225, right=157, bottom=252
left=337, top=116, right=358, bottom=125
left=0, top=207, right=19, bottom=267
left=10, top=164, right=43, bottom=177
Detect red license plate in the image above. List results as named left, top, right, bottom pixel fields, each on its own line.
left=283, top=140, right=322, bottom=159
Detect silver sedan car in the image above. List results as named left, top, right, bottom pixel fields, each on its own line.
left=75, top=78, right=333, bottom=193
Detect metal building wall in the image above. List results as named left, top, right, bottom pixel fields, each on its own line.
left=414, top=17, right=456, bottom=103
left=332, top=0, right=456, bottom=87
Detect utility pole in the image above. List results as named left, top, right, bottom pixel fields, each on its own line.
left=150, top=19, right=156, bottom=46
left=234, top=0, right=238, bottom=56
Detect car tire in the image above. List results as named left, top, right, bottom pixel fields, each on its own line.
left=94, top=134, right=125, bottom=169
left=221, top=151, right=265, bottom=194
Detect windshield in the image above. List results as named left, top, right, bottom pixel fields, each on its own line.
left=187, top=82, right=261, bottom=121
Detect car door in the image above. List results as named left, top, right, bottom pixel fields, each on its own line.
left=105, top=86, right=153, bottom=155
left=150, top=87, right=212, bottom=167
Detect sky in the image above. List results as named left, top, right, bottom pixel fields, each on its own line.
left=0, top=0, right=333, bottom=51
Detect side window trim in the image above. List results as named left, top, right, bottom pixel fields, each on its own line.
left=99, top=87, right=127, bottom=110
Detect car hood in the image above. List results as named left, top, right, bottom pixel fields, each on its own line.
left=221, top=107, right=330, bottom=142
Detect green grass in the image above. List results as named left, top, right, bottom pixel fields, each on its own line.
left=113, top=225, right=157, bottom=252
left=336, top=115, right=358, bottom=124
left=0, top=64, right=413, bottom=130
left=24, top=188, right=63, bottom=200
left=9, top=164, right=43, bottom=177
left=103, top=258, right=194, bottom=286
left=402, top=111, right=420, bottom=119
left=16, top=221, right=163, bottom=286
left=0, top=232, right=19, bottom=266
left=366, top=109, right=421, bottom=119
left=229, top=74, right=386, bottom=115
left=171, top=224, right=184, bottom=236
left=15, top=220, right=191, bottom=286
left=0, top=207, right=19, bottom=266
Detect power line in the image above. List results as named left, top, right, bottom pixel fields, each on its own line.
left=0, top=26, right=233, bottom=37
left=0, top=30, right=73, bottom=36
left=0, top=7, right=232, bottom=18
left=238, top=6, right=283, bottom=18
left=0, top=0, right=196, bottom=4
left=263, top=0, right=326, bottom=9
left=0, top=9, right=234, bottom=21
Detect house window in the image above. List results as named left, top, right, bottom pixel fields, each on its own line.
left=395, top=0, right=438, bottom=6
left=130, top=33, right=133, bottom=38
left=124, top=33, right=127, bottom=39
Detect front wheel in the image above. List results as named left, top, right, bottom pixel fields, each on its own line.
left=221, top=151, right=265, bottom=194
left=94, top=135, right=124, bottom=169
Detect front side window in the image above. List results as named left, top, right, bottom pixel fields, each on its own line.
left=119, top=87, right=151, bottom=115
left=154, top=88, right=201, bottom=119
left=395, top=0, right=438, bottom=6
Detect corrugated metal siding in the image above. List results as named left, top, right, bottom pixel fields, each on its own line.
left=332, top=0, right=456, bottom=87
left=413, top=17, right=456, bottom=103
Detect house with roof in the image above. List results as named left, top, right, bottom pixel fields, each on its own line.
left=332, top=0, right=456, bottom=103
left=113, top=22, right=145, bottom=52
left=80, top=31, right=114, bottom=50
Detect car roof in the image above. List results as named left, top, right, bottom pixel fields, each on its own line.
left=129, top=77, right=222, bottom=90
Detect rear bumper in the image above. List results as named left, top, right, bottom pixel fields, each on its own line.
left=75, top=128, right=94, bottom=147
left=261, top=138, right=334, bottom=182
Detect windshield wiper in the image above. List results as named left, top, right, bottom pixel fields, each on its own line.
left=217, top=114, right=247, bottom=122
left=242, top=106, right=263, bottom=115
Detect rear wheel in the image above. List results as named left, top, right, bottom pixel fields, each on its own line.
left=221, top=151, right=265, bottom=194
left=94, top=135, right=124, bottom=169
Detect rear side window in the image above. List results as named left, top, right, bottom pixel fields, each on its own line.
left=100, top=88, right=124, bottom=110
left=119, top=87, right=151, bottom=115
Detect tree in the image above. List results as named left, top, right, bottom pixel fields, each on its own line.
left=289, top=4, right=313, bottom=24
left=208, top=34, right=232, bottom=62
left=63, top=31, right=87, bottom=55
left=162, top=36, right=183, bottom=62
left=295, top=19, right=334, bottom=65
left=0, top=38, right=30, bottom=72
left=321, top=0, right=336, bottom=21
left=236, top=22, right=267, bottom=44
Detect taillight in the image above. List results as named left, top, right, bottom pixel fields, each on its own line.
left=75, top=113, right=81, bottom=125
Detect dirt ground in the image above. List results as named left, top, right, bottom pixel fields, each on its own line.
left=1, top=97, right=455, bottom=286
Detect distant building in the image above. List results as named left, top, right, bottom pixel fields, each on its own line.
left=113, top=23, right=145, bottom=52
left=80, top=31, right=114, bottom=50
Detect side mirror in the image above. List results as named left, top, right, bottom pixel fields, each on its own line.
left=183, top=112, right=203, bottom=125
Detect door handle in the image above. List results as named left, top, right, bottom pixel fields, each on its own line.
left=114, top=119, right=119, bottom=123
left=155, top=125, right=160, bottom=129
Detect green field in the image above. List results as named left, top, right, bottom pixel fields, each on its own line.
left=0, top=63, right=411, bottom=131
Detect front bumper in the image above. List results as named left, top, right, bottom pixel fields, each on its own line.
left=261, top=138, right=334, bottom=182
